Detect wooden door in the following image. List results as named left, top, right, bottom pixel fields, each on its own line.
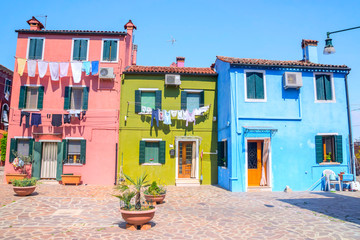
left=247, top=140, right=263, bottom=186
left=178, top=141, right=193, bottom=178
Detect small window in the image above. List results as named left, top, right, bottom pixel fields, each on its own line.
left=70, top=88, right=83, bottom=110
left=315, top=135, right=343, bottom=164
left=218, top=140, right=228, bottom=167
left=144, top=142, right=160, bottom=163
left=141, top=92, right=155, bottom=109
left=66, top=140, right=81, bottom=164
left=315, top=74, right=333, bottom=101
left=28, top=38, right=44, bottom=60
left=17, top=139, right=30, bottom=157
left=245, top=71, right=265, bottom=100
left=26, top=87, right=39, bottom=109
left=2, top=104, right=9, bottom=123
left=186, top=93, right=200, bottom=112
left=4, top=79, right=11, bottom=96
left=102, top=40, right=118, bottom=61
left=72, top=39, right=88, bottom=61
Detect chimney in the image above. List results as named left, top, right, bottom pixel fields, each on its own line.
left=27, top=16, right=44, bottom=31
left=176, top=57, right=185, bottom=67
left=124, top=20, right=137, bottom=36
left=131, top=44, right=138, bottom=65
left=301, top=39, right=318, bottom=63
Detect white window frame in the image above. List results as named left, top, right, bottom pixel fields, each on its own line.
left=141, top=138, right=162, bottom=166
left=244, top=69, right=267, bottom=102
left=100, top=39, right=119, bottom=63
left=71, top=38, right=90, bottom=61
left=26, top=37, right=45, bottom=60
left=313, top=72, right=336, bottom=103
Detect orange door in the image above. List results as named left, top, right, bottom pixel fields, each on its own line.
left=247, top=140, right=263, bottom=186
left=178, top=142, right=193, bottom=178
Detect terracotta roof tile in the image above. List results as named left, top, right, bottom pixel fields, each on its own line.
left=124, top=65, right=217, bottom=75
left=217, top=56, right=349, bottom=69
left=15, top=29, right=127, bottom=36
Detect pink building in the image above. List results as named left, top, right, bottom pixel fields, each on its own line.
left=0, top=64, right=12, bottom=131
left=4, top=17, right=137, bottom=185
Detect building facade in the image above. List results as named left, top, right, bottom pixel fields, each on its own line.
left=0, top=64, right=13, bottom=131
left=215, top=40, right=353, bottom=192
left=4, top=17, right=137, bottom=185
left=119, top=58, right=218, bottom=186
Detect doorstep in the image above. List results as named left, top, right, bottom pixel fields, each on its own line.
left=38, top=179, right=59, bottom=185
left=247, top=186, right=272, bottom=192
left=175, top=178, right=200, bottom=187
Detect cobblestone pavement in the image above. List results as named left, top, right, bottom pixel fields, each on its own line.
left=0, top=183, right=360, bottom=239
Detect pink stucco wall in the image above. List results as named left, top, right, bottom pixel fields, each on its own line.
left=4, top=21, right=135, bottom=185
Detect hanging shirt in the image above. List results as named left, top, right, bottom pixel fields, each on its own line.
left=17, top=58, right=27, bottom=76
left=170, top=110, right=177, bottom=118
left=51, top=114, right=62, bottom=127
left=91, top=61, right=99, bottom=75
left=38, top=61, right=48, bottom=78
left=27, top=60, right=37, bottom=77
left=59, top=62, right=69, bottom=78
left=186, top=110, right=196, bottom=127
left=49, top=62, right=60, bottom=81
left=163, top=110, right=172, bottom=125
left=71, top=61, right=82, bottom=83
left=159, top=110, right=164, bottom=121
left=178, top=110, right=185, bottom=120
left=31, top=113, right=42, bottom=127
left=82, top=61, right=91, bottom=75
left=63, top=114, right=71, bottom=124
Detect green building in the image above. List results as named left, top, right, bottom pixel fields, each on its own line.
left=118, top=58, right=218, bottom=186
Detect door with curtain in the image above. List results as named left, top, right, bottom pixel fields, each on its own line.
left=40, top=142, right=58, bottom=179
left=178, top=141, right=196, bottom=178
left=247, top=140, right=264, bottom=186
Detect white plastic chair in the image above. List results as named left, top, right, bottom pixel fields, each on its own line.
left=323, top=169, right=342, bottom=191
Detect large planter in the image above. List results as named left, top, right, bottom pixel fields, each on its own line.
left=6, top=174, right=27, bottom=184
left=61, top=175, right=81, bottom=185
left=120, top=207, right=156, bottom=225
left=13, top=186, right=36, bottom=196
left=144, top=194, right=166, bottom=204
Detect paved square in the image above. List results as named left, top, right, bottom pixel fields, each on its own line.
left=0, top=183, right=360, bottom=239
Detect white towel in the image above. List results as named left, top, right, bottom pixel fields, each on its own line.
left=49, top=62, right=60, bottom=81
left=27, top=60, right=37, bottom=77
left=71, top=61, right=82, bottom=83
left=178, top=110, right=184, bottom=120
left=59, top=62, right=69, bottom=78
left=38, top=61, right=48, bottom=78
left=170, top=110, right=177, bottom=118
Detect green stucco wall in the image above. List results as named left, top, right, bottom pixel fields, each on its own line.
left=118, top=74, right=217, bottom=185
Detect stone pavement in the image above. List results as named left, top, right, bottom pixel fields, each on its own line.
left=0, top=183, right=360, bottom=239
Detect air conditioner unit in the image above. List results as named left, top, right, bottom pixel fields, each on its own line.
left=283, top=72, right=302, bottom=89
left=99, top=67, right=115, bottom=79
left=165, top=74, right=181, bottom=85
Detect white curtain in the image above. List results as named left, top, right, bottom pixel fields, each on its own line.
left=41, top=142, right=58, bottom=179
left=260, top=139, right=270, bottom=186
left=191, top=141, right=196, bottom=178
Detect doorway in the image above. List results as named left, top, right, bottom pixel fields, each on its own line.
left=178, top=141, right=196, bottom=178
left=40, top=142, right=58, bottom=179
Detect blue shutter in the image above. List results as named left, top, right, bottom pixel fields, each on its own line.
left=103, top=40, right=110, bottom=61
left=159, top=141, right=166, bottom=164
left=62, top=139, right=68, bottom=163
left=64, top=87, right=71, bottom=110
left=28, top=39, right=36, bottom=59
left=139, top=141, right=145, bottom=164
left=56, top=142, right=64, bottom=181
left=246, top=73, right=256, bottom=99
left=135, top=90, right=141, bottom=113
left=28, top=139, right=34, bottom=158
left=9, top=138, right=17, bottom=163
left=19, top=86, right=27, bottom=109
left=80, top=140, right=86, bottom=164
left=110, top=40, right=117, bottom=61
left=80, top=40, right=88, bottom=60
left=315, top=135, right=323, bottom=163
left=31, top=142, right=42, bottom=179
left=316, top=75, right=325, bottom=100
left=82, top=87, right=89, bottom=110
left=181, top=91, right=187, bottom=110
left=200, top=91, right=204, bottom=107
left=35, top=39, right=43, bottom=59
left=324, top=75, right=332, bottom=100
left=155, top=90, right=162, bottom=110
left=335, top=135, right=343, bottom=163
left=73, top=40, right=80, bottom=60
left=37, top=86, right=44, bottom=110
left=255, top=72, right=264, bottom=99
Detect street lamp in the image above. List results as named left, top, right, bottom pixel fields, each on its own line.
left=323, top=26, right=360, bottom=54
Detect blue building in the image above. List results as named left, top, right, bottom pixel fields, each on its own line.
left=215, top=39, right=354, bottom=192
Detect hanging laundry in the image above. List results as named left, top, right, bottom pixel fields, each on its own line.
left=71, top=61, right=82, bottom=83
left=186, top=110, right=196, bottom=127
left=81, top=111, right=86, bottom=120
left=146, top=107, right=152, bottom=114
left=51, top=114, right=62, bottom=127
left=141, top=106, right=147, bottom=113
left=31, top=113, right=42, bottom=127
left=20, top=111, right=30, bottom=128
left=17, top=58, right=26, bottom=76
left=63, top=114, right=71, bottom=124
left=59, top=62, right=69, bottom=77
left=193, top=108, right=201, bottom=116
left=178, top=110, right=185, bottom=120
left=170, top=110, right=177, bottom=118
left=151, top=109, right=159, bottom=127
left=91, top=61, right=99, bottom=75
left=27, top=60, right=37, bottom=77
left=199, top=105, right=210, bottom=114
left=82, top=61, right=91, bottom=75
left=49, top=62, right=60, bottom=81
left=159, top=110, right=164, bottom=121
left=163, top=110, right=172, bottom=125
left=38, top=61, right=48, bottom=78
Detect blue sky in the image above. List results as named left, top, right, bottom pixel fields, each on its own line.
left=1, top=0, right=360, bottom=138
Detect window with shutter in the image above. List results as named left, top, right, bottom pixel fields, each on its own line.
left=28, top=38, right=44, bottom=60
left=246, top=71, right=265, bottom=100
left=139, top=140, right=164, bottom=164
left=102, top=40, right=118, bottom=61
left=70, top=88, right=83, bottom=110
left=72, top=39, right=88, bottom=61
left=315, top=74, right=334, bottom=101
left=141, top=92, right=155, bottom=109
left=25, top=87, right=39, bottom=110
left=186, top=93, right=201, bottom=112
left=65, top=140, right=81, bottom=164
left=316, top=135, right=342, bottom=164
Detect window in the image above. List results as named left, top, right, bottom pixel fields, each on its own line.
left=72, top=39, right=88, bottom=61
left=139, top=140, right=166, bottom=164
left=141, top=92, right=155, bottom=109
left=102, top=40, right=118, bottom=61
left=4, top=79, right=11, bottom=96
left=9, top=138, right=33, bottom=163
left=28, top=38, right=44, bottom=60
left=315, top=74, right=333, bottom=101
left=315, top=135, right=343, bottom=164
left=64, top=139, right=86, bottom=164
left=1, top=104, right=9, bottom=123
left=18, top=86, right=44, bottom=110
left=17, top=139, right=30, bottom=157
left=181, top=91, right=204, bottom=112
left=245, top=71, right=266, bottom=101
left=64, top=86, right=89, bottom=110
left=71, top=88, right=83, bottom=110
left=134, top=90, right=161, bottom=113
left=218, top=140, right=228, bottom=167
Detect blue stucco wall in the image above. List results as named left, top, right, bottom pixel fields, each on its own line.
left=216, top=59, right=350, bottom=192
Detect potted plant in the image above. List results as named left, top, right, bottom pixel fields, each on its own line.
left=326, top=152, right=332, bottom=162
left=12, top=177, right=37, bottom=196
left=144, top=180, right=167, bottom=204
left=5, top=151, right=32, bottom=184
left=114, top=173, right=156, bottom=227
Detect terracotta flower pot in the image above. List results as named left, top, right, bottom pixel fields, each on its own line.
left=13, top=186, right=36, bottom=196
left=144, top=194, right=166, bottom=204
left=120, top=207, right=156, bottom=225
left=5, top=174, right=27, bottom=184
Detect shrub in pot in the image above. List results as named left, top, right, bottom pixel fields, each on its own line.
left=144, top=181, right=167, bottom=204
left=6, top=151, right=32, bottom=183
left=12, top=177, right=37, bottom=196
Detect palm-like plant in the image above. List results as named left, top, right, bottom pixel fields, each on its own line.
left=123, top=173, right=150, bottom=210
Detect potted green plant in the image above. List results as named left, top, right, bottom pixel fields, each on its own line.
left=5, top=151, right=32, bottom=184
left=144, top=181, right=167, bottom=204
left=12, top=177, right=37, bottom=196
left=326, top=152, right=332, bottom=162
left=114, top=173, right=156, bottom=226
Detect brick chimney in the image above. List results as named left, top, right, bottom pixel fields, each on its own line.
left=176, top=57, right=185, bottom=67
left=301, top=39, right=318, bottom=63
left=131, top=44, right=138, bottom=65
left=27, top=16, right=44, bottom=31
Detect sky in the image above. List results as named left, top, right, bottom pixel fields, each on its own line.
left=1, top=0, right=360, bottom=139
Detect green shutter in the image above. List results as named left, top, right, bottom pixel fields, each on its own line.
left=31, top=142, right=42, bottom=179
left=200, top=91, right=205, bottom=107
left=19, top=86, right=27, bottom=109
left=324, top=75, right=332, bottom=100
left=73, top=40, right=80, bottom=60
left=155, top=90, right=162, bottom=110
left=62, top=139, right=68, bottom=163
left=28, top=39, right=36, bottom=59
left=9, top=138, right=17, bottom=163
left=28, top=139, right=34, bottom=158
left=217, top=141, right=224, bottom=167
left=159, top=141, right=166, bottom=164
left=181, top=91, right=187, bottom=110
left=35, top=39, right=43, bottom=59
left=135, top=90, right=141, bottom=113
left=80, top=40, right=88, bottom=60
left=315, top=135, right=323, bottom=163
left=80, top=140, right=86, bottom=164
left=82, top=87, right=89, bottom=110
left=246, top=73, right=256, bottom=99
left=110, top=40, right=117, bottom=61
left=37, top=86, right=44, bottom=110
left=139, top=141, right=145, bottom=164
left=316, top=75, right=325, bottom=100
left=335, top=135, right=343, bottom=163
left=56, top=142, right=64, bottom=181
left=255, top=72, right=264, bottom=99
left=103, top=40, right=110, bottom=61
left=64, top=86, right=71, bottom=110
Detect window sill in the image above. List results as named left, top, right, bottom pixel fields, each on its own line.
left=141, top=163, right=162, bottom=166
left=315, top=100, right=336, bottom=103
left=21, top=109, right=40, bottom=112
left=245, top=99, right=267, bottom=103
left=100, top=60, right=118, bottom=63
left=319, top=162, right=341, bottom=165
left=64, top=163, right=83, bottom=166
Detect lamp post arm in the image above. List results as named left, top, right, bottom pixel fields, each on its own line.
left=327, top=26, right=360, bottom=38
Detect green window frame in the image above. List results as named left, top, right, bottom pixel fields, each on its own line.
left=315, top=135, right=342, bottom=164
left=63, top=139, right=86, bottom=164
left=181, top=91, right=204, bottom=111
left=135, top=90, right=162, bottom=113
left=28, top=38, right=44, bottom=60
left=18, top=86, right=44, bottom=110
left=72, top=39, right=88, bottom=61
left=245, top=71, right=265, bottom=100
left=139, top=140, right=166, bottom=164
left=102, top=40, right=118, bottom=61
left=9, top=138, right=34, bottom=163
left=315, top=74, right=333, bottom=101
left=64, top=86, right=89, bottom=110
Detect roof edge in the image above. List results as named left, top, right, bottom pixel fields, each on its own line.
left=15, top=29, right=127, bottom=36
left=123, top=71, right=218, bottom=76
left=229, top=62, right=351, bottom=71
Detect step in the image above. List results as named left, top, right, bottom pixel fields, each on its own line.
left=175, top=178, right=200, bottom=187
left=247, top=186, right=272, bottom=192
left=38, top=179, right=59, bottom=185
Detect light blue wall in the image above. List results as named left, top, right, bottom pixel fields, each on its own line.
left=303, top=45, right=319, bottom=63
left=216, top=59, right=350, bottom=192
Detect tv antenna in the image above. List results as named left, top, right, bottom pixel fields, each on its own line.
left=167, top=36, right=176, bottom=45
left=36, top=15, right=48, bottom=29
